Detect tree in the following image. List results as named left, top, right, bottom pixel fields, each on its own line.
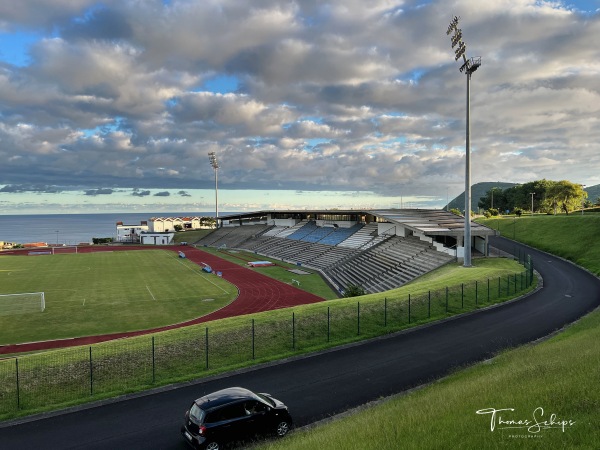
left=547, top=180, right=586, bottom=215
left=174, top=224, right=183, bottom=232
left=343, top=284, right=366, bottom=297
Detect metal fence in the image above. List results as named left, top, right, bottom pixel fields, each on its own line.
left=0, top=258, right=534, bottom=419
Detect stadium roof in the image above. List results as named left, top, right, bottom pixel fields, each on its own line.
left=219, top=209, right=495, bottom=238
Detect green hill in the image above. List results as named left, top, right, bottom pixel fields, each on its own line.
left=446, top=182, right=600, bottom=213
left=446, top=181, right=516, bottom=212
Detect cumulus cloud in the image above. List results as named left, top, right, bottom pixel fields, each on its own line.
left=0, top=0, right=599, bottom=210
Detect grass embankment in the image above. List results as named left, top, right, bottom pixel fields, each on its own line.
left=481, top=214, right=600, bottom=275
left=258, top=214, right=600, bottom=450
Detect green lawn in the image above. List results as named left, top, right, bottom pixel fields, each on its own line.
left=0, top=250, right=237, bottom=344
left=198, top=247, right=339, bottom=299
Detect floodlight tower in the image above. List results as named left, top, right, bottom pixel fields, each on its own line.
left=208, top=152, right=219, bottom=224
left=447, top=15, right=481, bottom=267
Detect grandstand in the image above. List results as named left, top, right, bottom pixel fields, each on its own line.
left=194, top=209, right=496, bottom=294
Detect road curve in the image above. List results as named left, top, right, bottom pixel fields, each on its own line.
left=1, top=237, right=599, bottom=449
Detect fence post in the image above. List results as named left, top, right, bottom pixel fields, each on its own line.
left=15, top=358, right=20, bottom=410
left=152, top=336, right=155, bottom=384
left=475, top=281, right=478, bottom=306
left=357, top=302, right=360, bottom=336
left=252, top=319, right=255, bottom=360
left=428, top=291, right=431, bottom=318
left=498, top=276, right=501, bottom=297
left=384, top=297, right=387, bottom=327
left=205, top=327, right=209, bottom=370
left=408, top=294, right=411, bottom=323
left=487, top=278, right=490, bottom=302
left=89, top=346, right=93, bottom=396
left=445, top=286, right=448, bottom=313
left=461, top=283, right=464, bottom=308
left=292, top=312, right=296, bottom=350
left=327, top=306, right=330, bottom=342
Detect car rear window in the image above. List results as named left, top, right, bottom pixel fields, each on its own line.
left=190, top=403, right=205, bottom=423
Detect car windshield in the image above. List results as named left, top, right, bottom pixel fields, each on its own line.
left=256, top=393, right=275, bottom=407
left=189, top=403, right=205, bottom=423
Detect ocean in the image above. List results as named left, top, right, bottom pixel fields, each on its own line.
left=0, top=212, right=219, bottom=245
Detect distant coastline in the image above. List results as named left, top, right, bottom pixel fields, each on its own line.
left=0, top=212, right=223, bottom=245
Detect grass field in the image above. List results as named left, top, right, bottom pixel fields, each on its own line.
left=199, top=247, right=339, bottom=299
left=0, top=250, right=237, bottom=345
left=257, top=214, right=600, bottom=450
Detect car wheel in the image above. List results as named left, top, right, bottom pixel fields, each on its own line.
left=275, top=420, right=290, bottom=437
left=205, top=442, right=220, bottom=450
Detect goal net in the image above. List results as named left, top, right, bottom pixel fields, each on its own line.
left=52, top=246, right=78, bottom=255
left=0, top=292, right=45, bottom=316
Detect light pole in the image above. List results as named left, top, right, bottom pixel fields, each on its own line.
left=208, top=152, right=219, bottom=226
left=581, top=184, right=586, bottom=215
left=529, top=192, right=535, bottom=215
left=447, top=15, right=481, bottom=267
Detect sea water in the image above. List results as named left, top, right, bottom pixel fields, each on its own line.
left=0, top=212, right=219, bottom=245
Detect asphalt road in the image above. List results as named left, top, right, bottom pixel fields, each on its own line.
left=1, top=237, right=599, bottom=449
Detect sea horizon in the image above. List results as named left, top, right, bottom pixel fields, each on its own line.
left=0, top=212, right=227, bottom=245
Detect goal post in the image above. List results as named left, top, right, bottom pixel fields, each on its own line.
left=0, top=292, right=45, bottom=316
left=52, top=246, right=78, bottom=255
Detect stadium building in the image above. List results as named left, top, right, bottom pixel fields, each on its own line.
left=197, top=209, right=496, bottom=294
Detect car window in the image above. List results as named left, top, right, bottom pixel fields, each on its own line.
left=256, top=393, right=275, bottom=407
left=243, top=400, right=267, bottom=415
left=190, top=403, right=204, bottom=423
left=208, top=403, right=246, bottom=422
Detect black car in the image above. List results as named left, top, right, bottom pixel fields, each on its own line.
left=181, top=386, right=293, bottom=449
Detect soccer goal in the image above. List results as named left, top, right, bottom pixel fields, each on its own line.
left=0, top=292, right=46, bottom=316
left=52, top=246, right=78, bottom=255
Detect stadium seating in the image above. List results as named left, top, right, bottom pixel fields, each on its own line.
left=196, top=222, right=454, bottom=294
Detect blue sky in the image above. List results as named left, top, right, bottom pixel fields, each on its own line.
left=0, top=0, right=599, bottom=214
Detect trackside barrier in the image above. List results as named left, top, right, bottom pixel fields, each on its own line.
left=0, top=258, right=534, bottom=419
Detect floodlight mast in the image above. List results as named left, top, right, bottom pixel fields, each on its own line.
left=447, top=15, right=481, bottom=268
left=208, top=152, right=219, bottom=225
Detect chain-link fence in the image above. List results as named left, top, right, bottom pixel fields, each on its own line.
left=0, top=259, right=534, bottom=419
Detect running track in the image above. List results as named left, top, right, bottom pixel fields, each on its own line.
left=0, top=246, right=323, bottom=354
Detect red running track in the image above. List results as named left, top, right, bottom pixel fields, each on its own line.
left=0, top=246, right=324, bottom=354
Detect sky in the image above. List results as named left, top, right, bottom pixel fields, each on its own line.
left=0, top=0, right=599, bottom=215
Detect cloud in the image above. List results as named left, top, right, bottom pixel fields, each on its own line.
left=131, top=188, right=151, bottom=197
left=0, top=0, right=598, bottom=211
left=84, top=188, right=114, bottom=196
left=0, top=184, right=64, bottom=193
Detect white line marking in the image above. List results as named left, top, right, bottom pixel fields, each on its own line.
left=146, top=285, right=157, bottom=301
left=82, top=298, right=86, bottom=306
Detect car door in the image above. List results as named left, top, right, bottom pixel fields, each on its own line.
left=241, top=400, right=270, bottom=437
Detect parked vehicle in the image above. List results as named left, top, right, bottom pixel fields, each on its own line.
left=181, top=386, right=293, bottom=449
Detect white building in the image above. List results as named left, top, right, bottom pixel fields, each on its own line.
left=150, top=216, right=210, bottom=232
left=140, top=232, right=174, bottom=245
left=116, top=221, right=149, bottom=243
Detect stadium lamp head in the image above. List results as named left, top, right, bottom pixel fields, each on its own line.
left=208, top=152, right=219, bottom=170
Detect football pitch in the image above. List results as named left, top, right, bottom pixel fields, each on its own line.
left=0, top=250, right=237, bottom=345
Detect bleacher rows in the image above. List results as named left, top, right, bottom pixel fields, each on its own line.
left=194, top=221, right=454, bottom=294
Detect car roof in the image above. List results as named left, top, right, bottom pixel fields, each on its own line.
left=194, top=387, right=259, bottom=410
